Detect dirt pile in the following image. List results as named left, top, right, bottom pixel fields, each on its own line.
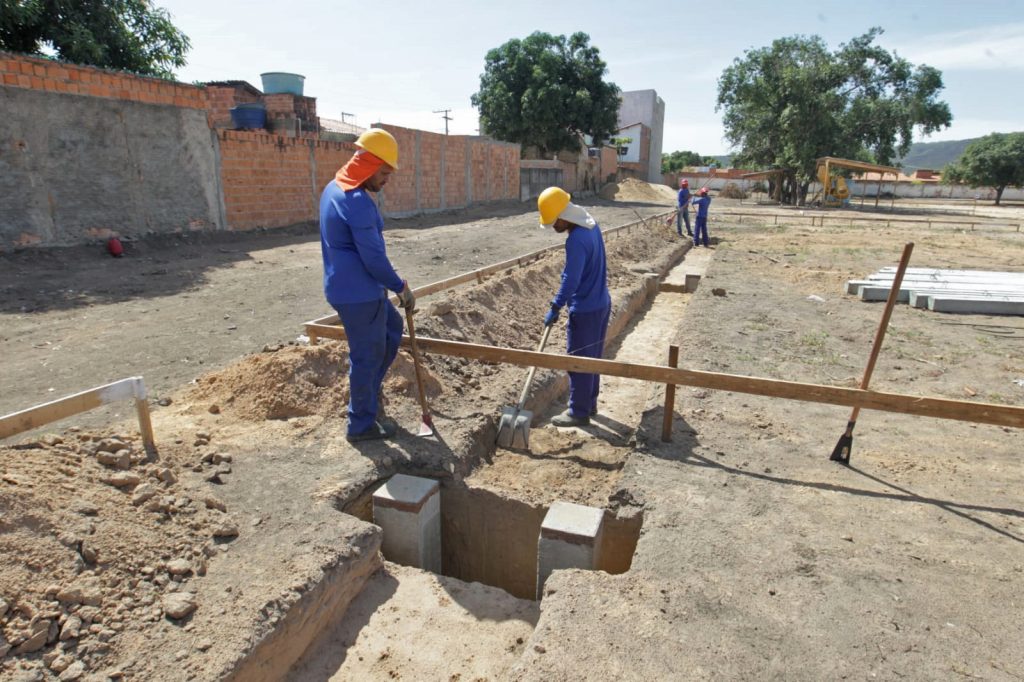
left=173, top=222, right=680, bottom=430
left=184, top=344, right=441, bottom=422
left=0, top=431, right=236, bottom=679
left=599, top=178, right=677, bottom=204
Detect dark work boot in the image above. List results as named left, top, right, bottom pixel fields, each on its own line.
left=551, top=409, right=590, bottom=427
left=346, top=421, right=397, bottom=443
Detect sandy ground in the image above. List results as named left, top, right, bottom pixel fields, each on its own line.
left=3, top=189, right=1024, bottom=680
left=511, top=217, right=1024, bottom=681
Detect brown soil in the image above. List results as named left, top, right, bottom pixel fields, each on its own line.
left=0, top=189, right=682, bottom=680
left=599, top=178, right=678, bottom=203
left=4, top=188, right=1023, bottom=680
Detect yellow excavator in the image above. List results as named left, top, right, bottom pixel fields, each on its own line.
left=811, top=157, right=901, bottom=208
left=816, top=160, right=850, bottom=207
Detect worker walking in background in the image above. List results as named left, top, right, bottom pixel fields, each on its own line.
left=320, top=128, right=416, bottom=443
left=692, top=187, right=712, bottom=247
left=676, top=178, right=693, bottom=237
left=538, top=187, right=612, bottom=427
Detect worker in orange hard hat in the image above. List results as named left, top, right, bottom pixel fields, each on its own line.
left=320, top=128, right=415, bottom=442
left=537, top=187, right=611, bottom=427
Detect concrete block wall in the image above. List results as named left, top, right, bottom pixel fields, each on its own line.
left=0, top=52, right=221, bottom=249
left=0, top=52, right=522, bottom=247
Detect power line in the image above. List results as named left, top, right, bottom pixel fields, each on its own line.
left=432, top=108, right=453, bottom=135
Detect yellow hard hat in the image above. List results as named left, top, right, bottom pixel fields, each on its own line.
left=355, top=128, right=399, bottom=170
left=538, top=187, right=570, bottom=227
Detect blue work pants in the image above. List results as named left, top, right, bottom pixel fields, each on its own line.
left=676, top=207, right=691, bottom=236
left=566, top=304, right=611, bottom=418
left=694, top=215, right=709, bottom=246
left=334, top=297, right=403, bottom=435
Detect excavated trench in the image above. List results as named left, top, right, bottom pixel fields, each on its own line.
left=276, top=234, right=713, bottom=679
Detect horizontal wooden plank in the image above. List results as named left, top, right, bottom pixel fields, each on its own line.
left=303, top=323, right=1024, bottom=430
left=0, top=378, right=138, bottom=440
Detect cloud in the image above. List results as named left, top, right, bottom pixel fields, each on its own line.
left=897, top=23, right=1024, bottom=71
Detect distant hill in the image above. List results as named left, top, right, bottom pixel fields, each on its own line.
left=897, top=138, right=976, bottom=173
left=707, top=140, right=973, bottom=173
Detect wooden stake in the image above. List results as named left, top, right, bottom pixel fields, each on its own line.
left=1, top=377, right=157, bottom=451
left=662, top=345, right=679, bottom=442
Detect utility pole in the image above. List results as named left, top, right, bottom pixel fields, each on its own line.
left=340, top=111, right=354, bottom=125
left=433, top=109, right=453, bottom=135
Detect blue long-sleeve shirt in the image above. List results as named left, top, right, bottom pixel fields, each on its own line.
left=677, top=187, right=690, bottom=208
left=552, top=224, right=611, bottom=314
left=692, top=195, right=712, bottom=218
left=320, top=181, right=404, bottom=306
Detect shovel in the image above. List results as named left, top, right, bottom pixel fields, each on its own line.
left=404, top=308, right=435, bottom=437
left=830, top=242, right=914, bottom=463
left=496, top=323, right=554, bottom=450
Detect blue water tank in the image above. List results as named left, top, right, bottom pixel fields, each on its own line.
left=230, top=105, right=266, bottom=130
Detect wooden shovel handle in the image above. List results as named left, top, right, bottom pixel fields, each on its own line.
left=404, top=308, right=431, bottom=418
left=516, top=324, right=554, bottom=410
left=850, top=242, right=914, bottom=421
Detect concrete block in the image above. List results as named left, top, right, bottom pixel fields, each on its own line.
left=928, top=295, right=1024, bottom=315
left=372, top=474, right=441, bottom=573
left=537, top=501, right=604, bottom=599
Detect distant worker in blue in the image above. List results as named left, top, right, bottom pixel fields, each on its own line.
left=537, top=187, right=612, bottom=427
left=320, top=128, right=416, bottom=443
left=676, top=178, right=693, bottom=237
left=692, top=187, right=712, bottom=247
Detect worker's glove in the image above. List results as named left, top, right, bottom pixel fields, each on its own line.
left=397, top=281, right=416, bottom=310
left=544, top=303, right=561, bottom=327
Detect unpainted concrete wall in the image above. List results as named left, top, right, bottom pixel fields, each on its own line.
left=0, top=85, right=223, bottom=248
left=618, top=90, right=664, bottom=183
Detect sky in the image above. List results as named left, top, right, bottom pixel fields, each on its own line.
left=159, top=0, right=1024, bottom=156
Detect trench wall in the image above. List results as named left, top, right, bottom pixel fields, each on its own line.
left=0, top=52, right=521, bottom=248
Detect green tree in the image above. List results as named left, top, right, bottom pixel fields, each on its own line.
left=472, top=31, right=621, bottom=157
left=716, top=28, right=951, bottom=204
left=943, top=132, right=1024, bottom=205
left=0, top=0, right=190, bottom=79
left=662, top=150, right=717, bottom=173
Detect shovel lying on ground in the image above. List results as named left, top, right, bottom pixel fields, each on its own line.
left=404, top=308, right=435, bottom=437
left=496, top=323, right=554, bottom=450
left=830, top=242, right=914, bottom=463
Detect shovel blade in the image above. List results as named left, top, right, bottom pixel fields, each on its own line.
left=510, top=409, right=533, bottom=450
left=496, top=406, right=518, bottom=448
left=830, top=433, right=853, bottom=463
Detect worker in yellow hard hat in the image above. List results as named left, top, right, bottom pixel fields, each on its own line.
left=537, top=187, right=611, bottom=427
left=320, top=127, right=415, bottom=442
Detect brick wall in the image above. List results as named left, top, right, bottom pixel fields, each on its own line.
left=0, top=52, right=521, bottom=245
left=0, top=51, right=205, bottom=109
left=205, top=83, right=262, bottom=128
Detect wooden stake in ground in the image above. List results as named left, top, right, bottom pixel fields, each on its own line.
left=662, top=345, right=680, bottom=442
left=830, top=242, right=914, bottom=464
left=404, top=308, right=435, bottom=437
